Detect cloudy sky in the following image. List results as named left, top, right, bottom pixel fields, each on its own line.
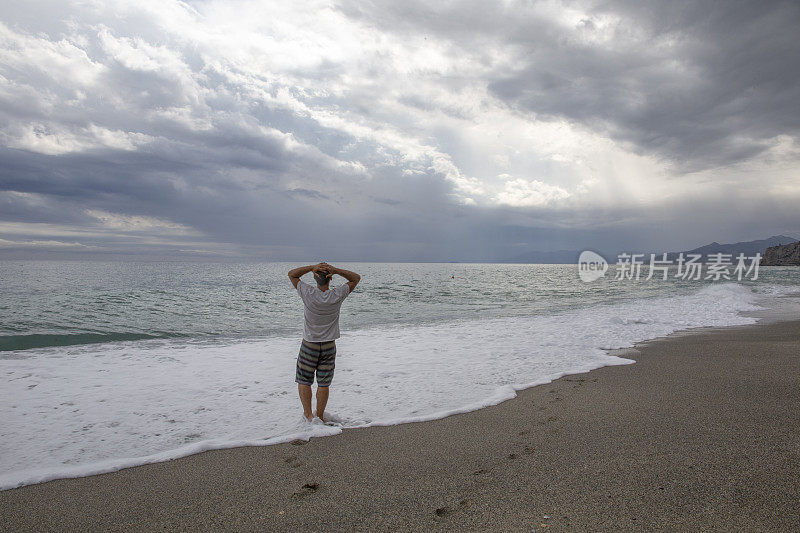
left=1, top=0, right=798, bottom=261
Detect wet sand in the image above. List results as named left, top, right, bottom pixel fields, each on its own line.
left=2, top=319, right=799, bottom=531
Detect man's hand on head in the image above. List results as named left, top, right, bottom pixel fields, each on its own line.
left=314, top=263, right=335, bottom=276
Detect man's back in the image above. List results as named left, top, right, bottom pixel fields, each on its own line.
left=296, top=279, right=350, bottom=342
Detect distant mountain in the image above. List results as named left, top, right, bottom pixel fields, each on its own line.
left=682, top=235, right=798, bottom=257
left=660, top=235, right=799, bottom=261
left=503, top=235, right=799, bottom=264
left=761, top=241, right=800, bottom=266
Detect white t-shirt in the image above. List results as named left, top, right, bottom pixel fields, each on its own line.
left=296, top=279, right=351, bottom=342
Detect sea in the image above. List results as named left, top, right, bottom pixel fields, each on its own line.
left=1, top=260, right=799, bottom=490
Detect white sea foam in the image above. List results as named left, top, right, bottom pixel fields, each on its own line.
left=0, top=282, right=770, bottom=490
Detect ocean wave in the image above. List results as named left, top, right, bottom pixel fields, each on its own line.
left=0, top=332, right=187, bottom=352
left=0, top=282, right=785, bottom=490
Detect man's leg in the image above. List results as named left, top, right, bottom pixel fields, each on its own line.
left=316, top=385, right=329, bottom=422
left=296, top=339, right=320, bottom=421
left=298, top=384, right=313, bottom=421
left=314, top=340, right=336, bottom=422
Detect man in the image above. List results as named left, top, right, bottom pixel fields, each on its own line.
left=288, top=262, right=360, bottom=422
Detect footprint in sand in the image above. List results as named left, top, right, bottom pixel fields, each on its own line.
left=434, top=499, right=470, bottom=518
left=284, top=455, right=303, bottom=468
left=564, top=378, right=586, bottom=388
left=538, top=415, right=559, bottom=426
left=292, top=482, right=319, bottom=498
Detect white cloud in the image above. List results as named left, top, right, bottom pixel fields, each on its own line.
left=0, top=21, right=106, bottom=88
left=493, top=177, right=570, bottom=207
left=0, top=237, right=92, bottom=248
left=2, top=123, right=153, bottom=155
left=83, top=209, right=200, bottom=234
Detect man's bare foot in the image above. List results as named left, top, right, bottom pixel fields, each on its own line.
left=303, top=413, right=313, bottom=422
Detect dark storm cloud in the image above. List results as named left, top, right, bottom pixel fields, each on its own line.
left=0, top=1, right=798, bottom=261
left=340, top=0, right=800, bottom=172
left=0, top=1, right=477, bottom=260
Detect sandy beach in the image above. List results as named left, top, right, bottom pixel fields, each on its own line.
left=2, top=318, right=799, bottom=532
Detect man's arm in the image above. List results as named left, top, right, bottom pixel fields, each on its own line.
left=288, top=264, right=320, bottom=289
left=330, top=265, right=361, bottom=293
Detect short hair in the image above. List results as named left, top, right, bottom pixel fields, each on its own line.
left=314, top=272, right=331, bottom=286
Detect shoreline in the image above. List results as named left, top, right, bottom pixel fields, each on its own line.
left=3, top=284, right=775, bottom=492
left=2, top=317, right=799, bottom=531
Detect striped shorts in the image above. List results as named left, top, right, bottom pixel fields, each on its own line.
left=295, top=339, right=336, bottom=387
